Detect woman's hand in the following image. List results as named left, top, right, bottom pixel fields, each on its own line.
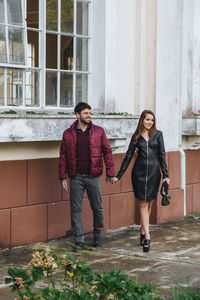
left=110, top=177, right=119, bottom=184
left=163, top=178, right=170, bottom=185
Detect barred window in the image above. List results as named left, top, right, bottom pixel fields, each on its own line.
left=0, top=0, right=90, bottom=108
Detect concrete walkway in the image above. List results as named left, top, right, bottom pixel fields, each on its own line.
left=0, top=216, right=200, bottom=299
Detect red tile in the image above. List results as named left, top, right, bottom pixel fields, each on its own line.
left=48, top=201, right=70, bottom=240
left=185, top=150, right=200, bottom=184
left=186, top=185, right=193, bottom=214
left=110, top=192, right=135, bottom=229
left=28, top=158, right=61, bottom=205
left=101, top=154, right=121, bottom=195
left=0, top=209, right=11, bottom=248
left=192, top=183, right=200, bottom=212
left=11, top=205, right=47, bottom=246
left=168, top=151, right=181, bottom=189
left=157, top=189, right=184, bottom=224
left=0, top=160, right=26, bottom=209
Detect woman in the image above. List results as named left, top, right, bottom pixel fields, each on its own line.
left=112, top=110, right=170, bottom=252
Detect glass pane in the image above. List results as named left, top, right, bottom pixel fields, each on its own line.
left=7, top=0, right=23, bottom=26
left=0, top=68, right=4, bottom=105
left=0, top=0, right=5, bottom=23
left=27, top=0, right=39, bottom=28
left=46, top=34, right=57, bottom=69
left=60, top=72, right=73, bottom=106
left=76, top=74, right=88, bottom=103
left=61, top=0, right=73, bottom=33
left=0, top=25, right=7, bottom=62
left=46, top=71, right=57, bottom=106
left=76, top=38, right=88, bottom=71
left=7, top=68, right=23, bottom=106
left=25, top=70, right=39, bottom=106
left=8, top=27, right=25, bottom=64
left=61, top=36, right=73, bottom=70
left=27, top=31, right=38, bottom=67
left=77, top=1, right=88, bottom=35
left=46, top=0, right=58, bottom=31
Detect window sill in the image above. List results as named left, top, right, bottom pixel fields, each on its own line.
left=182, top=116, right=200, bottom=136
left=0, top=114, right=139, bottom=144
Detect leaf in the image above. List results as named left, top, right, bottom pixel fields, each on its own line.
left=31, top=267, right=44, bottom=281
left=5, top=277, right=13, bottom=284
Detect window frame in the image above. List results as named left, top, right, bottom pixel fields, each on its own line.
left=0, top=0, right=91, bottom=110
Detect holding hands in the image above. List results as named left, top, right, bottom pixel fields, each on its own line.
left=107, top=177, right=118, bottom=184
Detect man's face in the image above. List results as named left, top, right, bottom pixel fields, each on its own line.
left=76, top=108, right=91, bottom=124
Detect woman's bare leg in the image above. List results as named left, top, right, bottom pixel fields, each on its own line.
left=139, top=200, right=150, bottom=240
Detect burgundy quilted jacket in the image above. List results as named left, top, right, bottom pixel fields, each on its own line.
left=58, top=120, right=115, bottom=179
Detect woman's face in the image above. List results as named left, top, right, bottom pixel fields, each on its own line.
left=143, top=114, right=154, bottom=130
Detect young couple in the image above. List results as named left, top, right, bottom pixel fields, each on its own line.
left=59, top=102, right=169, bottom=252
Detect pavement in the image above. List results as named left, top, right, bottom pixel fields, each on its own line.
left=0, top=216, right=200, bottom=299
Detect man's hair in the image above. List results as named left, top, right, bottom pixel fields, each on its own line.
left=74, top=102, right=91, bottom=114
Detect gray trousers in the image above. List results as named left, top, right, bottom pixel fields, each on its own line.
left=70, top=175, right=104, bottom=243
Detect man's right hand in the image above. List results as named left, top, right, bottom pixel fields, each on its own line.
left=61, top=179, right=68, bottom=191
left=110, top=177, right=118, bottom=184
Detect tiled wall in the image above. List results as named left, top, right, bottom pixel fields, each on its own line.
left=0, top=151, right=186, bottom=248
left=185, top=149, right=200, bottom=214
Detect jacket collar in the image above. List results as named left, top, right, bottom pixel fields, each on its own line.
left=70, top=120, right=93, bottom=130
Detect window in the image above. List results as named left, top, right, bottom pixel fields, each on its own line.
left=0, top=0, right=90, bottom=108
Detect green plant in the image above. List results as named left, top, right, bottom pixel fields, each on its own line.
left=0, top=109, right=17, bottom=114
left=193, top=211, right=200, bottom=217
left=5, top=247, right=161, bottom=300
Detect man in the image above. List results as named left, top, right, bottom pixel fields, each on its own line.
left=59, top=102, right=115, bottom=249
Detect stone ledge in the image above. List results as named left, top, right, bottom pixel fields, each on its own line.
left=182, top=116, right=200, bottom=136
left=0, top=115, right=138, bottom=144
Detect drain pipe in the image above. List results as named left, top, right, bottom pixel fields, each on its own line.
left=178, top=0, right=186, bottom=216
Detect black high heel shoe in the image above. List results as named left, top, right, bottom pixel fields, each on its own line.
left=140, top=233, right=145, bottom=246
left=143, top=239, right=150, bottom=252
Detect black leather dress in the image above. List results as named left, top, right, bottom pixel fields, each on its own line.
left=116, top=130, right=169, bottom=201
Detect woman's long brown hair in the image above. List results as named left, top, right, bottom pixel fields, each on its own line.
left=133, top=110, right=157, bottom=144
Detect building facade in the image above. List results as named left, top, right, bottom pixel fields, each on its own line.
left=0, top=0, right=200, bottom=247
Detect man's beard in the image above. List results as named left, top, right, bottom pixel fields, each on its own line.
left=80, top=116, right=91, bottom=124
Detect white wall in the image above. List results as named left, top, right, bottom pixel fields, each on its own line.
left=156, top=0, right=181, bottom=151
left=104, top=0, right=135, bottom=113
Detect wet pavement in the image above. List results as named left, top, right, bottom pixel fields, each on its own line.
left=0, top=216, right=200, bottom=299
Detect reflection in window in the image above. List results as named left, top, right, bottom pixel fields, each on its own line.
left=46, top=71, right=57, bottom=106
left=77, top=1, right=88, bottom=36
left=0, top=0, right=5, bottom=23
left=60, top=72, right=73, bottom=106
left=27, top=0, right=39, bottom=28
left=46, top=0, right=58, bottom=31
left=27, top=31, right=38, bottom=67
left=7, top=0, right=23, bottom=26
left=0, top=68, right=4, bottom=105
left=76, top=38, right=88, bottom=71
left=61, top=0, right=73, bottom=33
left=61, top=36, right=73, bottom=70
left=7, top=68, right=23, bottom=105
left=0, top=25, right=7, bottom=63
left=8, top=27, right=25, bottom=64
left=25, top=70, right=39, bottom=106
left=76, top=74, right=87, bottom=103
left=46, top=34, right=57, bottom=69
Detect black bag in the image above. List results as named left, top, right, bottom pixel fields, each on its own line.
left=160, top=181, right=171, bottom=206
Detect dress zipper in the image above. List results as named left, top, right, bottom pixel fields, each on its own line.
left=144, top=141, right=149, bottom=201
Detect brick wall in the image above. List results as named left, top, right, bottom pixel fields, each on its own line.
left=0, top=151, right=186, bottom=248
left=185, top=149, right=200, bottom=214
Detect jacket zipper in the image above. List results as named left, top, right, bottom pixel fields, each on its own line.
left=144, top=141, right=149, bottom=201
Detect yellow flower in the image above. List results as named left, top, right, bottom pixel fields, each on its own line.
left=66, top=270, right=74, bottom=277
